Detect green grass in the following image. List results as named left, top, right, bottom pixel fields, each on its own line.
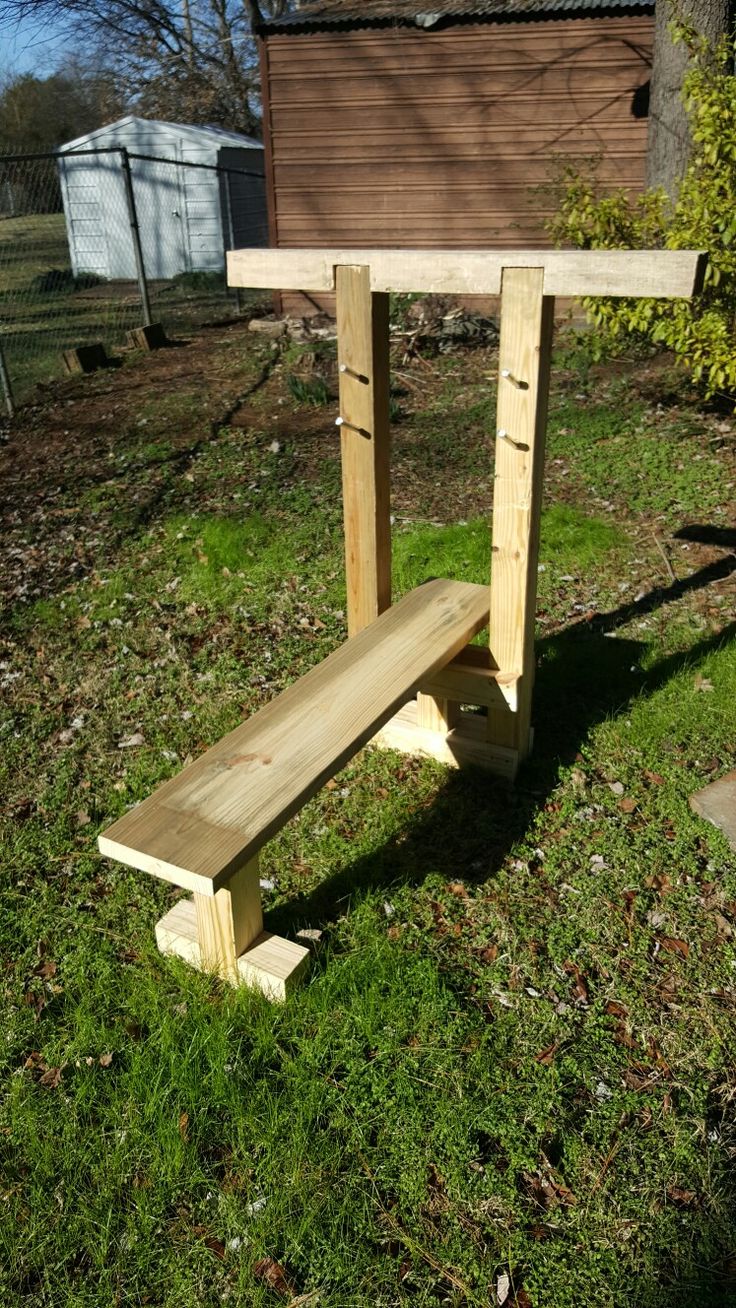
left=0, top=213, right=257, bottom=404
left=1, top=330, right=736, bottom=1306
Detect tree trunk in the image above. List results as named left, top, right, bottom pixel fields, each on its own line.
left=646, top=0, right=732, bottom=198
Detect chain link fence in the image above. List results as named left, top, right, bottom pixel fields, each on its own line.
left=0, top=147, right=267, bottom=412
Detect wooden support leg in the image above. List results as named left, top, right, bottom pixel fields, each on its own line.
left=155, top=853, right=310, bottom=1001
left=335, top=265, right=391, bottom=637
left=487, top=267, right=554, bottom=772
left=416, top=691, right=460, bottom=734
left=194, top=855, right=263, bottom=984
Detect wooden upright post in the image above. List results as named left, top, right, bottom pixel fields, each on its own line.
left=193, top=855, right=263, bottom=984
left=335, top=265, right=391, bottom=637
left=486, top=267, right=554, bottom=767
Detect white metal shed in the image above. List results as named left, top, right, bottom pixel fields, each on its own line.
left=58, top=116, right=267, bottom=281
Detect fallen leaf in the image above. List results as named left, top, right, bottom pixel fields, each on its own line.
left=253, top=1256, right=295, bottom=1299
left=563, top=959, right=590, bottom=1005
left=658, top=936, right=690, bottom=959
left=644, top=770, right=665, bottom=786
left=447, top=881, right=469, bottom=898
left=711, top=912, right=733, bottom=939
left=118, top=732, right=145, bottom=749
left=39, top=1065, right=63, bottom=1089
left=496, top=1271, right=511, bottom=1305
left=623, top=1066, right=657, bottom=1091
left=605, top=999, right=627, bottom=1018
left=534, top=1042, right=559, bottom=1065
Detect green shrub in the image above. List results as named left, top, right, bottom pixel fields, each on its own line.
left=548, top=30, right=736, bottom=400
left=286, top=371, right=330, bottom=406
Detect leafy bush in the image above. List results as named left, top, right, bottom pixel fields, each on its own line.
left=548, top=30, right=736, bottom=399
left=171, top=269, right=225, bottom=292
left=30, top=267, right=104, bottom=293
left=286, top=371, right=330, bottom=406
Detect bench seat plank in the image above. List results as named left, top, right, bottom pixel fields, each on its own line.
left=99, top=579, right=489, bottom=895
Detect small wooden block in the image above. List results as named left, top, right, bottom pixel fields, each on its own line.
left=63, top=343, right=109, bottom=374
left=237, top=932, right=310, bottom=1002
left=690, top=769, right=736, bottom=852
left=247, top=317, right=287, bottom=338
left=126, top=323, right=168, bottom=351
left=155, top=898, right=309, bottom=1002
left=373, top=699, right=519, bottom=780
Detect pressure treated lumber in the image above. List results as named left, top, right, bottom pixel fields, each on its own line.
left=98, top=578, right=490, bottom=895
left=156, top=899, right=309, bottom=1002
left=486, top=267, right=554, bottom=764
left=227, top=247, right=706, bottom=299
left=194, top=854, right=263, bottom=982
left=335, top=265, right=391, bottom=636
left=373, top=701, right=519, bottom=780
left=419, top=645, right=516, bottom=711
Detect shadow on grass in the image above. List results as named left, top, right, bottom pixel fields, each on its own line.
left=266, top=609, right=736, bottom=1307
left=271, top=613, right=736, bottom=938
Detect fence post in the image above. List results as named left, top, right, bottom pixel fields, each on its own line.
left=0, top=341, right=15, bottom=419
left=221, top=170, right=243, bottom=316
left=119, top=148, right=153, bottom=328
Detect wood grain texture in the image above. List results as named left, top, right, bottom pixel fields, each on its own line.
left=373, top=701, right=519, bottom=780
left=98, top=579, right=490, bottom=894
left=335, top=266, right=391, bottom=636
left=228, top=247, right=705, bottom=299
left=194, top=855, right=263, bottom=981
left=419, top=644, right=517, bottom=711
left=416, top=691, right=460, bottom=734
left=263, top=18, right=653, bottom=251
left=155, top=898, right=201, bottom=967
left=155, top=899, right=310, bottom=1001
left=487, top=268, right=554, bottom=762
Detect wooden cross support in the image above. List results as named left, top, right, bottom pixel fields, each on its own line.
left=97, top=246, right=704, bottom=1002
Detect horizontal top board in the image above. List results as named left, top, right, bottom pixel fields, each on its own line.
left=227, top=247, right=706, bottom=298
left=98, top=579, right=491, bottom=896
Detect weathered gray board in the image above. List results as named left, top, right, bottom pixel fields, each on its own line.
left=690, top=770, right=736, bottom=852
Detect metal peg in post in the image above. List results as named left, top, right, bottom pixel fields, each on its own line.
left=336, top=416, right=369, bottom=436
left=339, top=363, right=368, bottom=384
left=496, top=428, right=529, bottom=452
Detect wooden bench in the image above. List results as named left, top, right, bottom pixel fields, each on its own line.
left=100, top=578, right=490, bottom=998
left=99, top=246, right=705, bottom=1000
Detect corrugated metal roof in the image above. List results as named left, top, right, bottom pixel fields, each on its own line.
left=261, top=0, right=653, bottom=32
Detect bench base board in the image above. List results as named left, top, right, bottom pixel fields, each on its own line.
left=155, top=898, right=310, bottom=1001
left=372, top=700, right=519, bottom=780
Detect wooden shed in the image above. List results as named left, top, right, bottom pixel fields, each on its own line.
left=257, top=0, right=654, bottom=313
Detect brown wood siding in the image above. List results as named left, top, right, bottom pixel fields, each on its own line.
left=263, top=17, right=653, bottom=313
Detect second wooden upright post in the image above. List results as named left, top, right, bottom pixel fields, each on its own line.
left=487, top=266, right=554, bottom=769
left=335, top=265, right=391, bottom=637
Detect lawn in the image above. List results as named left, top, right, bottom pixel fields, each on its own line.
left=0, top=213, right=249, bottom=405
left=1, top=319, right=735, bottom=1307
